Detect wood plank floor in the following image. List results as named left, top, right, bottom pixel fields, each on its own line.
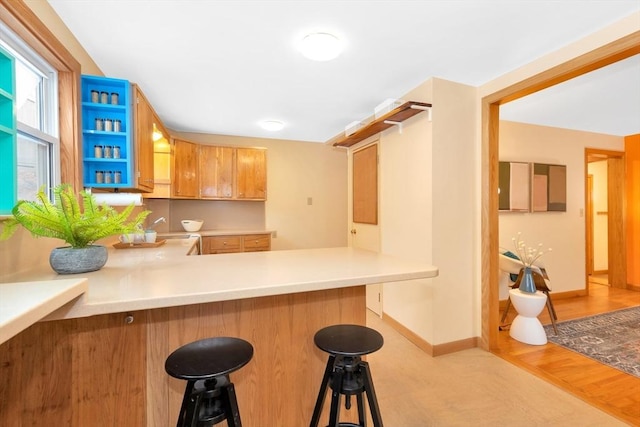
left=495, top=283, right=640, bottom=425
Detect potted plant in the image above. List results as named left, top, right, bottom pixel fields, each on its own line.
left=0, top=184, right=150, bottom=274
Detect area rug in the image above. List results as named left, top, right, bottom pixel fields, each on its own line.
left=543, top=306, right=640, bottom=378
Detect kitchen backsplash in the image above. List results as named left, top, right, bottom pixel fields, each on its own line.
left=144, top=199, right=265, bottom=233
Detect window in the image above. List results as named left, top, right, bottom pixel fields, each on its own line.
left=1, top=21, right=59, bottom=202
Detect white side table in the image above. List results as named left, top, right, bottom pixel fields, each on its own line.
left=508, top=288, right=548, bottom=345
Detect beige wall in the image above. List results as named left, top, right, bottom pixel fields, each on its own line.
left=361, top=77, right=477, bottom=346
left=170, top=132, right=348, bottom=250
left=499, top=121, right=623, bottom=293
left=24, top=0, right=102, bottom=75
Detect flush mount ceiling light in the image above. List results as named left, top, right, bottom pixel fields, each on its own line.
left=299, top=32, right=343, bottom=61
left=259, top=120, right=285, bottom=131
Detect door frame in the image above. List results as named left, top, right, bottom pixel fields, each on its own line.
left=482, top=31, right=640, bottom=351
left=584, top=149, right=627, bottom=291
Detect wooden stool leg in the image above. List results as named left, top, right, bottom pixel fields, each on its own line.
left=223, top=382, right=242, bottom=427
left=328, top=367, right=344, bottom=427
left=310, top=355, right=335, bottom=427
left=177, top=381, right=199, bottom=427
left=501, top=297, right=512, bottom=324
left=361, top=361, right=383, bottom=427
left=544, top=292, right=558, bottom=335
left=356, top=392, right=366, bottom=426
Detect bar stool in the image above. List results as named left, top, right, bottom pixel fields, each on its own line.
left=165, top=337, right=253, bottom=427
left=310, top=324, right=384, bottom=427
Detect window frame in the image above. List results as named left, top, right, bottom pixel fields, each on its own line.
left=0, top=0, right=82, bottom=199
left=1, top=21, right=61, bottom=201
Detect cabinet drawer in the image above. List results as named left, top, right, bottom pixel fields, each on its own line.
left=208, top=236, right=242, bottom=251
left=242, top=234, right=271, bottom=252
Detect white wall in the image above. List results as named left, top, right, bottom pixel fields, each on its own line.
left=588, top=160, right=609, bottom=271
left=499, top=121, right=623, bottom=293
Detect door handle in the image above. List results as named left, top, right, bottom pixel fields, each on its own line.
left=350, top=229, right=357, bottom=235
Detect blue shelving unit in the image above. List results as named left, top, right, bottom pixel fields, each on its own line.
left=81, top=75, right=133, bottom=188
left=0, top=45, right=16, bottom=213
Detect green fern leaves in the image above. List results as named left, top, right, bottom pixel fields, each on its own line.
left=0, top=184, right=150, bottom=248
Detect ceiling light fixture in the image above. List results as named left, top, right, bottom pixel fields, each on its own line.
left=299, top=32, right=343, bottom=61
left=259, top=120, right=285, bottom=131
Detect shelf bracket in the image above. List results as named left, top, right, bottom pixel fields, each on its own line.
left=383, top=120, right=403, bottom=134
left=411, top=104, right=432, bottom=121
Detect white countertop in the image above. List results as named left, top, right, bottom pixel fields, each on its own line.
left=1, top=238, right=438, bottom=324
left=0, top=278, right=88, bottom=345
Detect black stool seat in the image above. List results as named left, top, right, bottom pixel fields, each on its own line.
left=165, top=337, right=253, bottom=427
left=310, top=325, right=384, bottom=427
left=314, top=324, right=384, bottom=357
left=165, top=337, right=253, bottom=380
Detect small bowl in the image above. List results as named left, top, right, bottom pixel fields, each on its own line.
left=181, top=219, right=203, bottom=232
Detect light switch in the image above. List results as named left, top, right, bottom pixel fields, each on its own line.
left=307, top=197, right=313, bottom=205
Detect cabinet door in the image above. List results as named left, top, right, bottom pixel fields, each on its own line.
left=200, top=145, right=234, bottom=199
left=133, top=85, right=154, bottom=192
left=173, top=139, right=198, bottom=198
left=236, top=148, right=267, bottom=200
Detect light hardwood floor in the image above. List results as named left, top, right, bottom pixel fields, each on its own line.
left=364, top=304, right=630, bottom=426
left=495, top=283, right=640, bottom=425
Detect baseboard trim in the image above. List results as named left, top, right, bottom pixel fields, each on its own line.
left=381, top=311, right=478, bottom=357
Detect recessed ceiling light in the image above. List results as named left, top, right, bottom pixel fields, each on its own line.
left=259, top=120, right=285, bottom=131
left=299, top=32, right=343, bottom=61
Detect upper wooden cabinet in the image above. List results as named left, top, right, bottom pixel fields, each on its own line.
left=200, top=145, right=234, bottom=199
left=150, top=139, right=267, bottom=201
left=132, top=84, right=154, bottom=192
left=172, top=139, right=199, bottom=198
left=236, top=147, right=267, bottom=200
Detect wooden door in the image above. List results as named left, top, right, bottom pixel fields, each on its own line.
left=133, top=85, right=154, bottom=192
left=199, top=145, right=234, bottom=199
left=353, top=144, right=378, bottom=224
left=236, top=148, right=266, bottom=200
left=607, top=156, right=627, bottom=288
left=172, top=139, right=198, bottom=198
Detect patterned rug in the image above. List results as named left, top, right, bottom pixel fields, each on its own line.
left=543, top=306, right=640, bottom=378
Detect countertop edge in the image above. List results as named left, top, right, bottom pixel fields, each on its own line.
left=0, top=278, right=88, bottom=345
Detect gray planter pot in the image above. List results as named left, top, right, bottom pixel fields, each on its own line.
left=49, top=245, right=108, bottom=274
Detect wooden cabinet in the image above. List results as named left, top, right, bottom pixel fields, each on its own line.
left=201, top=233, right=271, bottom=255
left=161, top=141, right=267, bottom=201
left=203, top=235, right=242, bottom=254
left=199, top=145, right=234, bottom=199
left=236, top=147, right=267, bottom=200
left=132, top=84, right=154, bottom=192
left=242, top=234, right=271, bottom=252
left=172, top=139, right=199, bottom=198
left=81, top=76, right=162, bottom=193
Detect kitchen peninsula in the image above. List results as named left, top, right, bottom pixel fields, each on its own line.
left=0, top=240, right=438, bottom=426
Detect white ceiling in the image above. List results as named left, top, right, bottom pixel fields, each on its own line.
left=48, top=1, right=640, bottom=142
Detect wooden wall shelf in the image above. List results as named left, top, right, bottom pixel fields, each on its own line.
left=329, top=101, right=432, bottom=147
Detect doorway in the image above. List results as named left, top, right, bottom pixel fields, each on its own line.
left=482, top=33, right=640, bottom=351
left=585, top=149, right=627, bottom=290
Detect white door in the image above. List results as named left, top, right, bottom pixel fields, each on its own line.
left=349, top=142, right=382, bottom=316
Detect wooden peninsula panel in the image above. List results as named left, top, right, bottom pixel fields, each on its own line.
left=0, top=286, right=365, bottom=426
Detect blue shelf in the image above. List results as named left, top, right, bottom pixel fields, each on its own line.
left=81, top=75, right=133, bottom=188
left=0, top=46, right=16, bottom=213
